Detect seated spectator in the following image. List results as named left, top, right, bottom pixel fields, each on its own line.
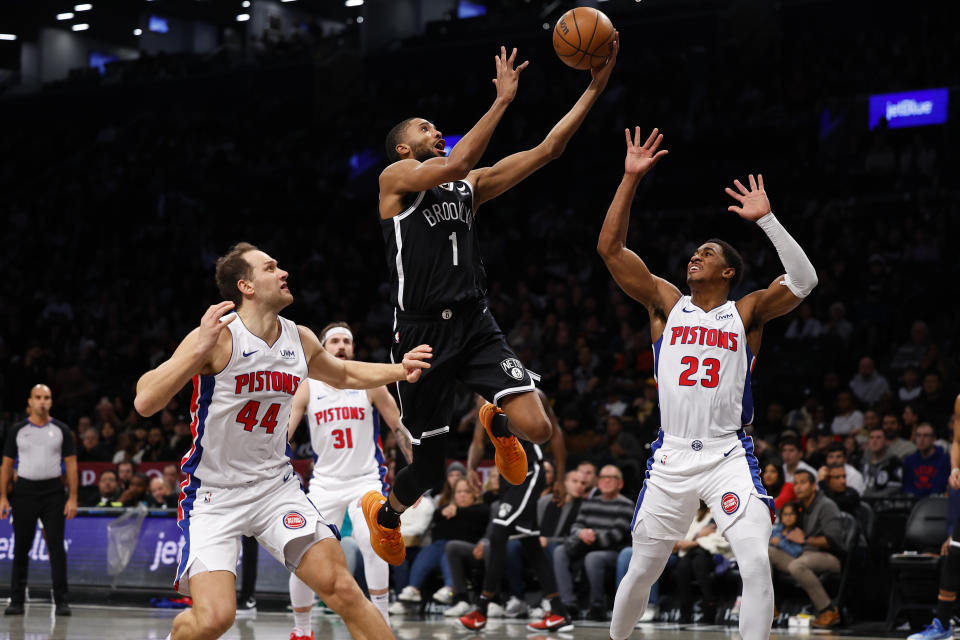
left=862, top=427, right=903, bottom=497
left=554, top=464, right=633, bottom=621
left=99, top=422, right=118, bottom=451
left=673, top=501, right=732, bottom=624
left=768, top=470, right=844, bottom=628
left=116, top=460, right=134, bottom=491
left=763, top=462, right=796, bottom=510
left=561, top=410, right=602, bottom=456
left=770, top=502, right=804, bottom=558
left=902, top=423, right=950, bottom=497
left=577, top=461, right=598, bottom=498
left=482, top=467, right=500, bottom=504
left=395, top=478, right=488, bottom=605
left=82, top=469, right=122, bottom=507
left=539, top=470, right=586, bottom=555
left=779, top=435, right=816, bottom=484
left=784, top=303, right=822, bottom=340
left=915, top=372, right=953, bottom=438
left=804, top=425, right=836, bottom=469
left=819, top=463, right=860, bottom=515
left=168, top=420, right=193, bottom=460
left=830, top=391, right=864, bottom=436
left=77, top=428, right=110, bottom=462
left=848, top=356, right=890, bottom=408
left=162, top=463, right=181, bottom=494
left=119, top=472, right=149, bottom=507
left=146, top=475, right=177, bottom=509
left=540, top=460, right=555, bottom=498
left=898, top=367, right=923, bottom=404
left=818, top=442, right=865, bottom=495
left=112, top=431, right=140, bottom=464
left=137, top=426, right=174, bottom=463
left=595, top=416, right=644, bottom=463
left=883, top=412, right=917, bottom=459
left=785, top=390, right=819, bottom=436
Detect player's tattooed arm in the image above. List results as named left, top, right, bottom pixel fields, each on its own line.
left=135, top=301, right=235, bottom=417
left=368, top=386, right=414, bottom=464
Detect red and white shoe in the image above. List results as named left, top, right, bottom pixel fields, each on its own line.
left=527, top=613, right=574, bottom=632
left=458, top=609, right=487, bottom=630
left=289, top=630, right=313, bottom=640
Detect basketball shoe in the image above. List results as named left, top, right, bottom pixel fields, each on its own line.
left=478, top=403, right=527, bottom=485
left=361, top=490, right=405, bottom=565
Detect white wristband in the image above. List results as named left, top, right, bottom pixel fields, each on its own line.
left=757, top=212, right=818, bottom=298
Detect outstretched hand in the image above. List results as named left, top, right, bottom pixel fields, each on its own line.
left=590, top=31, right=619, bottom=91
left=725, top=174, right=772, bottom=222
left=401, top=344, right=433, bottom=383
left=493, top=46, right=529, bottom=104
left=196, top=301, right=236, bottom=356
left=624, top=127, right=668, bottom=178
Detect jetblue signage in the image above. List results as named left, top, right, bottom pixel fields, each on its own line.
left=869, top=88, right=948, bottom=130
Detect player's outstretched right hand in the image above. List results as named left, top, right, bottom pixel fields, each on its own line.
left=401, top=344, right=433, bottom=383
left=196, top=301, right=236, bottom=355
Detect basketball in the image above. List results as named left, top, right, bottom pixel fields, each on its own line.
left=552, top=7, right=616, bottom=70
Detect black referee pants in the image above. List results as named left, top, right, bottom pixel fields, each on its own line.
left=10, top=478, right=68, bottom=605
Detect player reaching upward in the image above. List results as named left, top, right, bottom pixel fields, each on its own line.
left=598, top=129, right=818, bottom=640
left=286, top=322, right=414, bottom=638
left=133, top=242, right=430, bottom=640
left=364, top=40, right=619, bottom=568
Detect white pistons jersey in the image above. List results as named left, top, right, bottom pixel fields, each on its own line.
left=180, top=315, right=308, bottom=486
left=305, top=379, right=387, bottom=488
left=654, top=296, right=755, bottom=439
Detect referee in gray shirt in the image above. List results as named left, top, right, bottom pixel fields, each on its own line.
left=0, top=384, right=78, bottom=616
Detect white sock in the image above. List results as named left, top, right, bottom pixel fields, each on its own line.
left=371, top=592, right=390, bottom=625
left=293, top=609, right=311, bottom=635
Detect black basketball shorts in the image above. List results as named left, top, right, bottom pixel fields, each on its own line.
left=390, top=299, right=537, bottom=442
left=491, top=450, right=546, bottom=536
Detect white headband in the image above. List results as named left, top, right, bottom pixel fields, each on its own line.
left=322, top=326, right=353, bottom=345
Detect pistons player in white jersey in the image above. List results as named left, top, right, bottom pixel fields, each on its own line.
left=597, top=129, right=817, bottom=640
left=286, top=322, right=414, bottom=637
left=133, top=242, right=431, bottom=640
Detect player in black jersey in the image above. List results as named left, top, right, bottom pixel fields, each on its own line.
left=362, top=41, right=619, bottom=568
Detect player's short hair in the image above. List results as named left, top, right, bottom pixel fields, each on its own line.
left=319, top=321, right=352, bottom=345
left=215, top=242, right=259, bottom=307
left=385, top=118, right=418, bottom=163
left=705, top=238, right=744, bottom=289
left=794, top=469, right=817, bottom=484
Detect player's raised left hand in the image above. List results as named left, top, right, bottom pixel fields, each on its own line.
left=401, top=344, right=433, bottom=382
left=725, top=174, right=772, bottom=222
left=590, top=30, right=619, bottom=91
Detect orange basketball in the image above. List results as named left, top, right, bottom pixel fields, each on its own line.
left=552, top=7, right=615, bottom=70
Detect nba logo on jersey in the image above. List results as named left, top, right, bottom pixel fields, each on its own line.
left=283, top=511, right=306, bottom=529
left=500, top=358, right=524, bottom=380
left=721, top=492, right=740, bottom=515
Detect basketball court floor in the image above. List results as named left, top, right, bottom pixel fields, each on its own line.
left=0, top=603, right=912, bottom=640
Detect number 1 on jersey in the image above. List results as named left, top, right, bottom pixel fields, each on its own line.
left=449, top=231, right=458, bottom=266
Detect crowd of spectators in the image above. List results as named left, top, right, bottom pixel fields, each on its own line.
left=0, top=0, right=957, bottom=625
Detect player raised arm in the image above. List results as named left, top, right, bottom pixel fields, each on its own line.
left=726, top=174, right=818, bottom=328
left=379, top=46, right=528, bottom=201
left=134, top=301, right=236, bottom=417
left=597, top=127, right=679, bottom=323
left=299, top=326, right=431, bottom=390
left=468, top=36, right=619, bottom=208
left=367, top=386, right=414, bottom=464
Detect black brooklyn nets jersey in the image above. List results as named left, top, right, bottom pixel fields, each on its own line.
left=381, top=180, right=486, bottom=311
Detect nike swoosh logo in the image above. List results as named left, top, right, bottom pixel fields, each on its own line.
left=242, top=350, right=258, bottom=357
left=723, top=446, right=737, bottom=457
left=682, top=308, right=696, bottom=313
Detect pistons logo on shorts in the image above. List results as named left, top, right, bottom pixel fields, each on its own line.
left=283, top=511, right=307, bottom=529
left=500, top=358, right=525, bottom=381
left=720, top=492, right=740, bottom=515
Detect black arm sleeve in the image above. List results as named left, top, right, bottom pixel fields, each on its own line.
left=3, top=421, right=24, bottom=459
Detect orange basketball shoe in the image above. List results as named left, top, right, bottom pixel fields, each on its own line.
left=478, top=403, right=528, bottom=485
left=361, top=490, right=405, bottom=566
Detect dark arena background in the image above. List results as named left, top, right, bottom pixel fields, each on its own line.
left=1, top=0, right=959, bottom=639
